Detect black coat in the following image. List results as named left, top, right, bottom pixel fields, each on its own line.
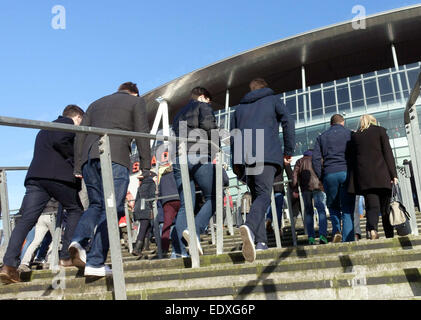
left=25, top=116, right=78, bottom=186
left=230, top=88, right=295, bottom=177
left=349, top=125, right=397, bottom=194
left=133, top=176, right=156, bottom=220
left=172, top=100, right=218, bottom=158
left=74, top=91, right=151, bottom=175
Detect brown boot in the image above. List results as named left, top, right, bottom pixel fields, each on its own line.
left=0, top=265, right=21, bottom=284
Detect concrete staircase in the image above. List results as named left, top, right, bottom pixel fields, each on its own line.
left=1, top=214, right=421, bottom=300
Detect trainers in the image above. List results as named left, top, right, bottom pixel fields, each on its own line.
left=308, top=237, right=315, bottom=245
left=84, top=265, right=112, bottom=277
left=17, top=264, right=31, bottom=273
left=319, top=235, right=328, bottom=244
left=256, top=242, right=268, bottom=251
left=333, top=232, right=342, bottom=243
left=119, top=216, right=127, bottom=228
left=69, top=241, right=86, bottom=268
left=239, top=225, right=256, bottom=263
left=182, top=230, right=203, bottom=256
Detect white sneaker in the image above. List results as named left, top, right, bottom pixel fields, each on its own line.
left=84, top=265, right=112, bottom=277
left=69, top=241, right=86, bottom=268
left=182, top=230, right=203, bottom=256
left=240, top=225, right=256, bottom=263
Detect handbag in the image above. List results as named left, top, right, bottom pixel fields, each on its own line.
left=389, top=184, right=411, bottom=227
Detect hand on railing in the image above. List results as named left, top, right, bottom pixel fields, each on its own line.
left=391, top=177, right=398, bottom=185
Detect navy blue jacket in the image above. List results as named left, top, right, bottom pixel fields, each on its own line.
left=230, top=88, right=295, bottom=176
left=158, top=170, right=180, bottom=206
left=312, top=124, right=353, bottom=179
left=25, top=116, right=78, bottom=186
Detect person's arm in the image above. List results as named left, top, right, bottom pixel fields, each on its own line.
left=312, top=135, right=323, bottom=179
left=380, top=127, right=398, bottom=182
left=74, top=111, right=91, bottom=176
left=134, top=97, right=152, bottom=172
left=292, top=158, right=301, bottom=191
left=274, top=98, right=295, bottom=157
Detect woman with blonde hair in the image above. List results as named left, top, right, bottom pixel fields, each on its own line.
left=349, top=114, right=398, bottom=239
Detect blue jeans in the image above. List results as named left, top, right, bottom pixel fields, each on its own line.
left=323, top=171, right=355, bottom=242
left=302, top=190, right=327, bottom=238
left=266, top=193, right=284, bottom=227
left=172, top=156, right=216, bottom=257
left=71, top=159, right=129, bottom=267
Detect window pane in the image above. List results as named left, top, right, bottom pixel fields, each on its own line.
left=378, top=75, right=395, bottom=104
left=407, top=69, right=420, bottom=89
left=350, top=80, right=365, bottom=112
left=364, top=78, right=380, bottom=107
left=310, top=90, right=323, bottom=119
left=285, top=96, right=297, bottom=119
left=337, top=84, right=351, bottom=114
left=323, top=87, right=336, bottom=118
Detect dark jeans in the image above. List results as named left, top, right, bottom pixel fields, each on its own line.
left=245, top=164, right=277, bottom=244
left=136, top=219, right=151, bottom=242
left=266, top=192, right=284, bottom=227
left=161, top=200, right=181, bottom=252
left=71, top=159, right=129, bottom=267
left=3, top=178, right=83, bottom=267
left=172, top=156, right=216, bottom=256
left=363, top=188, right=394, bottom=238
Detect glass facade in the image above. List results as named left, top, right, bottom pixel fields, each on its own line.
left=217, top=61, right=421, bottom=167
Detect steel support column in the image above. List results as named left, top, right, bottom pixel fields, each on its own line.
left=0, top=170, right=11, bottom=248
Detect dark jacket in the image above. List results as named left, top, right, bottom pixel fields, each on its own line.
left=349, top=125, right=397, bottom=193
left=230, top=88, right=295, bottom=177
left=273, top=167, right=285, bottom=195
left=312, top=124, right=352, bottom=179
left=25, top=116, right=78, bottom=186
left=292, top=150, right=324, bottom=192
left=133, top=176, right=156, bottom=221
left=74, top=91, right=151, bottom=175
left=172, top=99, right=218, bottom=158
left=158, top=169, right=179, bottom=206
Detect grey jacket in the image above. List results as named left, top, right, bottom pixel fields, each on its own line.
left=74, top=91, right=151, bottom=174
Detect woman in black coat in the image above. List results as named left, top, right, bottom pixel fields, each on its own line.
left=349, top=114, right=398, bottom=240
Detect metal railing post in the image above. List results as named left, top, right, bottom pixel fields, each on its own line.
left=152, top=199, right=163, bottom=259
left=98, top=134, right=127, bottom=300
left=402, top=165, right=419, bottom=235
left=215, top=151, right=224, bottom=255
left=50, top=205, right=63, bottom=271
left=298, top=185, right=307, bottom=235
left=0, top=170, right=12, bottom=248
left=209, top=217, right=216, bottom=245
left=124, top=203, right=133, bottom=254
left=224, top=190, right=234, bottom=236
left=179, top=140, right=200, bottom=268
left=286, top=183, right=297, bottom=246
left=271, top=189, right=282, bottom=248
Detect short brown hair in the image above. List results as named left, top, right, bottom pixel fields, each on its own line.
left=330, top=114, right=345, bottom=125
left=118, top=82, right=139, bottom=95
left=249, top=78, right=268, bottom=91
left=191, top=87, right=212, bottom=101
left=63, top=105, right=84, bottom=118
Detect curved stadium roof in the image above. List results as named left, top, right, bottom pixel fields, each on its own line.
left=141, top=4, right=421, bottom=124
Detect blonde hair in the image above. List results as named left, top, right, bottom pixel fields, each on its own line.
left=358, top=114, right=377, bottom=132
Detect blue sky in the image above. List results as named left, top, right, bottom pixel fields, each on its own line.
left=0, top=0, right=419, bottom=216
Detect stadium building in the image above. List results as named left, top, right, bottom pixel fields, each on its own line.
left=129, top=4, right=421, bottom=197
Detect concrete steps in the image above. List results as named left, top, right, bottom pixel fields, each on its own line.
left=1, top=213, right=420, bottom=300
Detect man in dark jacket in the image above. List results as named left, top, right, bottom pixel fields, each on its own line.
left=230, top=78, right=295, bottom=262
left=0, top=105, right=85, bottom=284
left=292, top=149, right=328, bottom=245
left=171, top=87, right=218, bottom=258
left=312, top=114, right=355, bottom=243
left=69, top=82, right=151, bottom=277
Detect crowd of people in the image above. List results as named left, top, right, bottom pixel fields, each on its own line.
left=0, top=78, right=402, bottom=284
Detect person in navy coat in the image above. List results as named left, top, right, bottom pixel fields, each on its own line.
left=230, top=78, right=295, bottom=262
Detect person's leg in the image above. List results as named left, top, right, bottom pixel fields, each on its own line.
left=161, top=201, right=180, bottom=252
left=20, top=215, right=50, bottom=267
left=313, top=191, right=328, bottom=238
left=172, top=159, right=194, bottom=257
left=35, top=231, right=52, bottom=262
left=274, top=193, right=284, bottom=227
left=192, top=162, right=216, bottom=237
left=339, top=174, right=355, bottom=242
left=379, top=189, right=394, bottom=238
left=302, top=191, right=315, bottom=239
left=245, top=165, right=277, bottom=244
left=86, top=162, right=129, bottom=268
left=323, top=172, right=342, bottom=237
left=363, top=192, right=381, bottom=237
left=3, top=181, right=50, bottom=268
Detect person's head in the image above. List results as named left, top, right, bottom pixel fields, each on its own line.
left=249, top=78, right=268, bottom=92
left=330, top=114, right=345, bottom=127
left=118, top=82, right=139, bottom=96
left=62, top=104, right=84, bottom=126
left=358, top=114, right=377, bottom=132
left=191, top=87, right=212, bottom=103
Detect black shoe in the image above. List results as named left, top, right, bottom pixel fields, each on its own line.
left=132, top=240, right=144, bottom=256
left=144, top=238, right=150, bottom=251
